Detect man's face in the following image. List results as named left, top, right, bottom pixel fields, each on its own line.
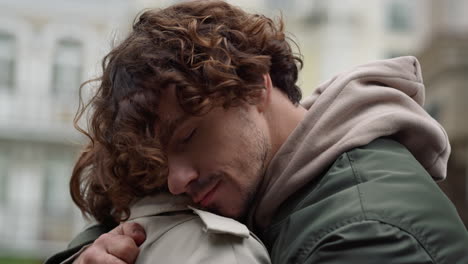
left=157, top=87, right=271, bottom=219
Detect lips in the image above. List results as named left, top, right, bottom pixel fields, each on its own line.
left=199, top=181, right=220, bottom=207
left=193, top=180, right=220, bottom=207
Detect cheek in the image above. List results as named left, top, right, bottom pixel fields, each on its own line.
left=191, top=140, right=249, bottom=183
left=187, top=108, right=256, bottom=174
left=190, top=122, right=238, bottom=160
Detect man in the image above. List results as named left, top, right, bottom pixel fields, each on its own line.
left=46, top=1, right=468, bottom=263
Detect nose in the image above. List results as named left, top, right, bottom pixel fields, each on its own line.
left=167, top=156, right=198, bottom=195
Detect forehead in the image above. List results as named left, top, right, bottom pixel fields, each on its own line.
left=157, top=85, right=185, bottom=124
left=155, top=85, right=192, bottom=143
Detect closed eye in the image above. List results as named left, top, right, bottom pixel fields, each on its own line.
left=181, top=128, right=197, bottom=144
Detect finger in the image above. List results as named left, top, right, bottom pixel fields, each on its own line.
left=107, top=235, right=140, bottom=263
left=121, top=222, right=146, bottom=246
left=77, top=245, right=127, bottom=264
left=100, top=254, right=128, bottom=264
left=95, top=233, right=140, bottom=264
left=113, top=222, right=146, bottom=246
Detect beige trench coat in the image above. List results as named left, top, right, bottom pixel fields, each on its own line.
left=127, top=193, right=271, bottom=264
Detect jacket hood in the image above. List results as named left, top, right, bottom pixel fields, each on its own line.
left=248, top=56, right=450, bottom=231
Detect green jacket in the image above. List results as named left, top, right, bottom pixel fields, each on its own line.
left=46, top=139, right=467, bottom=263
left=262, top=139, right=468, bottom=264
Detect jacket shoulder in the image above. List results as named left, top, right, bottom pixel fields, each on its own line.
left=266, top=138, right=468, bottom=264
left=135, top=210, right=270, bottom=264
left=300, top=220, right=434, bottom=264
left=347, top=139, right=468, bottom=263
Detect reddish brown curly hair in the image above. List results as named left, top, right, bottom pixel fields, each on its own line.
left=71, top=0, right=303, bottom=225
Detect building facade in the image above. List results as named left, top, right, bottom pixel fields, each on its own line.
left=418, top=0, right=468, bottom=226
left=0, top=0, right=132, bottom=259
left=0, top=0, right=465, bottom=261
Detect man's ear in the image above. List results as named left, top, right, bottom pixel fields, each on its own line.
left=257, top=73, right=273, bottom=113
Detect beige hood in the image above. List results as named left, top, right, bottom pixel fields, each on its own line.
left=249, top=56, right=450, bottom=230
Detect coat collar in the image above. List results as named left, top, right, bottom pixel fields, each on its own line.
left=128, top=193, right=193, bottom=220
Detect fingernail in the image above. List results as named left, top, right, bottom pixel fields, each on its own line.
left=132, top=226, right=145, bottom=236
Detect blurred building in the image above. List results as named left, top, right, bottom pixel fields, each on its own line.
left=0, top=0, right=132, bottom=259
left=418, top=0, right=468, bottom=226
left=282, top=0, right=432, bottom=93
left=0, top=0, right=466, bottom=261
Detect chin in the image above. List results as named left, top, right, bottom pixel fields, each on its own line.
left=224, top=204, right=249, bottom=221
left=209, top=203, right=242, bottom=220
left=225, top=211, right=242, bottom=220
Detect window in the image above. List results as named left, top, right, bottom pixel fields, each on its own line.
left=386, top=1, right=412, bottom=32
left=40, top=155, right=76, bottom=241
left=0, top=32, right=16, bottom=90
left=42, top=158, right=72, bottom=215
left=0, top=150, right=9, bottom=206
left=0, top=148, right=10, bottom=240
left=52, top=38, right=83, bottom=97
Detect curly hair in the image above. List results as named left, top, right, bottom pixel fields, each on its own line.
left=70, top=0, right=303, bottom=225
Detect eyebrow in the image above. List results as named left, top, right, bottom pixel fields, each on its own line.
left=158, top=114, right=191, bottom=146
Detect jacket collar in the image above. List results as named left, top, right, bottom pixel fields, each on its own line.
left=128, top=193, right=193, bottom=220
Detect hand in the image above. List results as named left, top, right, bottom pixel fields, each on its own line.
left=73, top=222, right=146, bottom=264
